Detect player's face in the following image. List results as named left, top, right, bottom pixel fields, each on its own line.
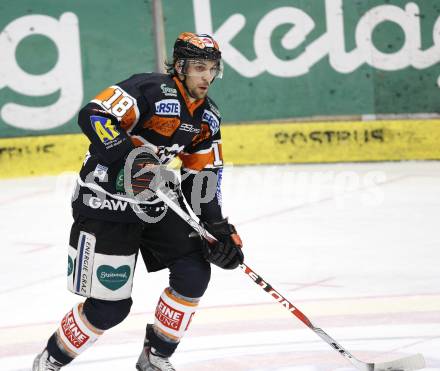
left=181, top=60, right=219, bottom=100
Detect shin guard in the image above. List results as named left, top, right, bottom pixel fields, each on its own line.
left=56, top=303, right=104, bottom=358
left=154, top=287, right=199, bottom=342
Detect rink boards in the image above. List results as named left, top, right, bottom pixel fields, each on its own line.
left=1, top=119, right=440, bottom=178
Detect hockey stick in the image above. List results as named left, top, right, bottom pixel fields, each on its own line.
left=155, top=188, right=425, bottom=371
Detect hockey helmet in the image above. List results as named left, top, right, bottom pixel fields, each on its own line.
left=173, top=32, right=221, bottom=60
left=172, top=32, right=223, bottom=79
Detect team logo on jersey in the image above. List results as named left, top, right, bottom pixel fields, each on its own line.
left=115, top=168, right=125, bottom=192
left=202, top=110, right=220, bottom=135
left=160, top=84, right=177, bottom=97
left=88, top=196, right=128, bottom=211
left=96, top=265, right=131, bottom=291
left=93, top=164, right=108, bottom=182
left=192, top=123, right=211, bottom=147
left=208, top=101, right=221, bottom=118
left=157, top=143, right=185, bottom=164
left=90, top=115, right=120, bottom=144
left=145, top=116, right=180, bottom=137
left=86, top=196, right=145, bottom=214
left=155, top=99, right=181, bottom=116
left=179, top=123, right=200, bottom=134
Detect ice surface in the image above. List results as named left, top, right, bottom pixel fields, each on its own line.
left=0, top=162, right=439, bottom=370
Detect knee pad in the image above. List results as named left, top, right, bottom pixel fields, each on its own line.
left=169, top=254, right=211, bottom=298
left=83, top=297, right=132, bottom=330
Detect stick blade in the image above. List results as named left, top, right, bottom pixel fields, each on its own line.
left=373, top=353, right=426, bottom=371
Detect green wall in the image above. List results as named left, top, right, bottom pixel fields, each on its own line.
left=0, top=0, right=155, bottom=138
left=1, top=0, right=439, bottom=138
left=164, top=0, right=440, bottom=121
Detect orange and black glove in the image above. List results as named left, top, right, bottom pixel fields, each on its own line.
left=201, top=218, right=244, bottom=270
left=128, top=151, right=177, bottom=200
left=129, top=151, right=159, bottom=197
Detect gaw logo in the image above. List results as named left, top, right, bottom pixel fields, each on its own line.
left=90, top=115, right=120, bottom=143
left=97, top=265, right=130, bottom=291
left=67, top=256, right=74, bottom=276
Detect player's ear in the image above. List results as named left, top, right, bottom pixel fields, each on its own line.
left=174, top=60, right=186, bottom=81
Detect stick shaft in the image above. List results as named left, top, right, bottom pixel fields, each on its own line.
left=155, top=188, right=424, bottom=371
left=156, top=189, right=363, bottom=365
left=239, top=262, right=364, bottom=367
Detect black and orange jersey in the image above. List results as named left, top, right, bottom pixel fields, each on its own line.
left=72, top=73, right=224, bottom=223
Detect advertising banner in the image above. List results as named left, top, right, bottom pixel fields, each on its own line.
left=163, top=0, right=440, bottom=122
left=1, top=0, right=440, bottom=176
left=0, top=0, right=155, bottom=138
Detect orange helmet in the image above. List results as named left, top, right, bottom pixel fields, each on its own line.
left=173, top=32, right=221, bottom=61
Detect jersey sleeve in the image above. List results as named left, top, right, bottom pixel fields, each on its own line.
left=179, top=104, right=224, bottom=222
left=78, top=76, right=149, bottom=164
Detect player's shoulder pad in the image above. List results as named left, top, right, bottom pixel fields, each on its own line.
left=205, top=96, right=222, bottom=119
left=132, top=73, right=178, bottom=100
left=114, top=73, right=170, bottom=94
left=202, top=96, right=222, bottom=136
left=114, top=73, right=150, bottom=90
left=119, top=73, right=178, bottom=110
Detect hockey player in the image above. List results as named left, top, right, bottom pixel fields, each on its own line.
left=33, top=32, right=244, bottom=371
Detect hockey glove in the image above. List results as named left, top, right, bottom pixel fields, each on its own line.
left=128, top=151, right=178, bottom=202
left=201, top=218, right=244, bottom=270
left=129, top=151, right=160, bottom=198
